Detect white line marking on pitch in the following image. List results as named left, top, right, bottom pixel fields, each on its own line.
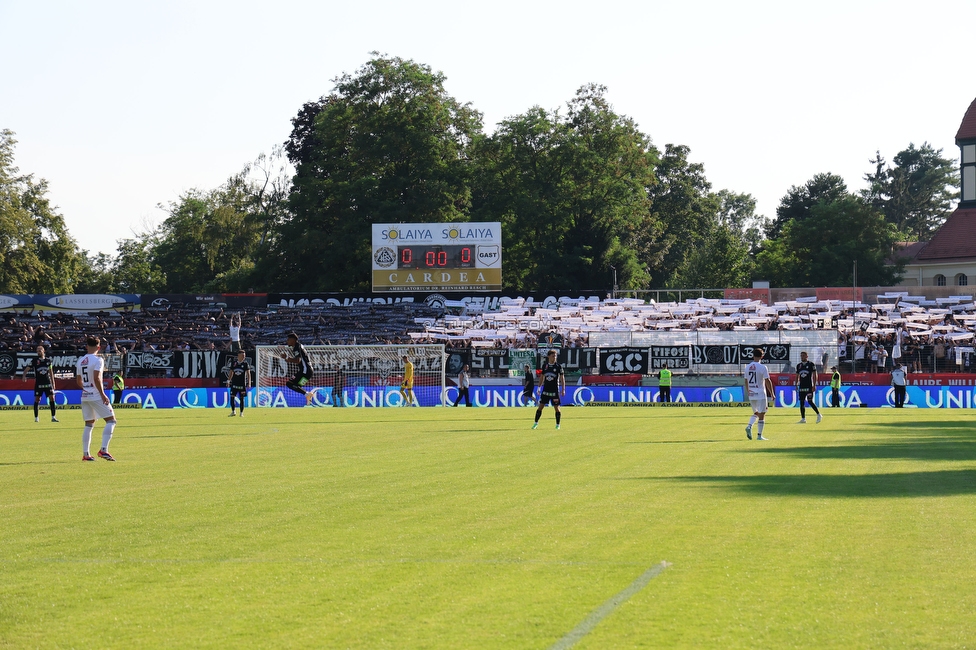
left=549, top=561, right=670, bottom=650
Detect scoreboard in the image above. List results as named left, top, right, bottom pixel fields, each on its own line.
left=371, top=222, right=502, bottom=292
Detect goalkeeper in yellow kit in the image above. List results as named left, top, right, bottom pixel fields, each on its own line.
left=399, top=355, right=417, bottom=406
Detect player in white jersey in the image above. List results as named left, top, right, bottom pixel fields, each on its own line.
left=744, top=347, right=774, bottom=441
left=75, top=336, right=117, bottom=461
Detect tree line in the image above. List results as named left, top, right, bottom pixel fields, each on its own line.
left=0, top=56, right=959, bottom=295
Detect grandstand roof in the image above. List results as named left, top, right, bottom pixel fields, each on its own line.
left=956, top=96, right=976, bottom=142
left=914, top=207, right=976, bottom=262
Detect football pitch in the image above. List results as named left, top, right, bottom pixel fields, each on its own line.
left=2, top=406, right=975, bottom=648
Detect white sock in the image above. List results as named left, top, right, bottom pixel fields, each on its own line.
left=757, top=421, right=765, bottom=436
left=748, top=415, right=757, bottom=426
left=82, top=425, right=93, bottom=455
left=101, top=421, right=116, bottom=451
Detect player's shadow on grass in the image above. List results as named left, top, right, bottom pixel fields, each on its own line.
left=671, top=469, right=976, bottom=498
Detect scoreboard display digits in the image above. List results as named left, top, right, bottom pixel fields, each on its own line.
left=398, top=245, right=475, bottom=269
left=371, top=221, right=501, bottom=292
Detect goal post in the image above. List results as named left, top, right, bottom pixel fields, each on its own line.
left=254, top=344, right=447, bottom=408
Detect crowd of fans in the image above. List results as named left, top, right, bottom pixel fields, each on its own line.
left=411, top=294, right=976, bottom=373
left=3, top=292, right=976, bottom=374
left=0, top=302, right=442, bottom=356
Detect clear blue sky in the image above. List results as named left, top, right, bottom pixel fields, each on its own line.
left=2, top=0, right=974, bottom=255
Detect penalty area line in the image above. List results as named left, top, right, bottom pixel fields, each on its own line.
left=549, top=561, right=670, bottom=650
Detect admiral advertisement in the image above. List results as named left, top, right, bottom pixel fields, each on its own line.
left=371, top=222, right=502, bottom=292
left=5, top=385, right=976, bottom=408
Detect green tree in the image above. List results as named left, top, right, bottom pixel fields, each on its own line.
left=113, top=237, right=166, bottom=293
left=265, top=55, right=483, bottom=291
left=471, top=85, right=659, bottom=291
left=861, top=142, right=957, bottom=240
left=644, top=144, right=720, bottom=288
left=756, top=194, right=903, bottom=286
left=74, top=251, right=115, bottom=293
left=676, top=190, right=764, bottom=289
left=153, top=169, right=263, bottom=292
left=767, top=172, right=848, bottom=239
left=0, top=129, right=83, bottom=293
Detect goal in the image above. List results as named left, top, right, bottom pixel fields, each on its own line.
left=254, top=344, right=446, bottom=408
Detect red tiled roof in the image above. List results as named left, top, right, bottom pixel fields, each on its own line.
left=956, top=96, right=976, bottom=141
left=890, top=240, right=928, bottom=264
left=914, top=207, right=976, bottom=261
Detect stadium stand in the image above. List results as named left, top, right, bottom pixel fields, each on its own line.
left=3, top=292, right=975, bottom=375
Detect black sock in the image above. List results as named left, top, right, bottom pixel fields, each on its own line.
left=534, top=409, right=542, bottom=423
left=50, top=401, right=56, bottom=416
left=800, top=404, right=805, bottom=419
left=34, top=403, right=39, bottom=418
left=555, top=411, right=561, bottom=425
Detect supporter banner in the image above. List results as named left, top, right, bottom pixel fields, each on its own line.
left=13, top=351, right=123, bottom=377
left=559, top=348, right=599, bottom=372
left=445, top=349, right=469, bottom=376
left=538, top=332, right=563, bottom=348
left=125, top=350, right=239, bottom=380
left=689, top=344, right=791, bottom=365
left=509, top=347, right=598, bottom=373
left=741, top=343, right=790, bottom=364
left=508, top=349, right=536, bottom=375
left=649, top=345, right=691, bottom=370
left=0, top=352, right=17, bottom=376
left=268, top=292, right=604, bottom=311
left=3, top=385, right=976, bottom=408
left=600, top=347, right=648, bottom=374
left=469, top=348, right=509, bottom=371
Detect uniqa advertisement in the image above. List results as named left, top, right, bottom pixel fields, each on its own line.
left=2, top=386, right=976, bottom=408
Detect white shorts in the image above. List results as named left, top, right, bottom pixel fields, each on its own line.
left=81, top=400, right=116, bottom=421
left=749, top=395, right=768, bottom=414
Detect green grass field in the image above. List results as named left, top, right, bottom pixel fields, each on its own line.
left=3, top=405, right=976, bottom=648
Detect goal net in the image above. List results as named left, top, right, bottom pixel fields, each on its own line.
left=254, top=344, right=446, bottom=408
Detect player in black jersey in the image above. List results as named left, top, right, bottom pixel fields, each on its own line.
left=23, top=345, right=58, bottom=423
left=795, top=351, right=822, bottom=424
left=532, top=350, right=566, bottom=429
left=522, top=363, right=536, bottom=406
left=227, top=349, right=251, bottom=417
left=281, top=333, right=314, bottom=405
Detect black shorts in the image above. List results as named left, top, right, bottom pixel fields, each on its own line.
left=539, top=391, right=560, bottom=407
left=229, top=386, right=247, bottom=395
left=290, top=370, right=312, bottom=386
left=798, top=389, right=814, bottom=402
left=34, top=386, right=54, bottom=399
